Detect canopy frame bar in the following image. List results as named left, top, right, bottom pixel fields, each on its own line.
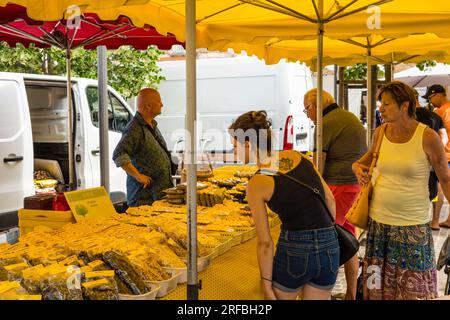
left=76, top=22, right=111, bottom=46
left=325, top=0, right=358, bottom=21
left=372, top=37, right=395, bottom=47
left=68, top=21, right=81, bottom=50
left=238, top=0, right=316, bottom=23
left=340, top=38, right=368, bottom=48
left=339, top=36, right=396, bottom=49
left=312, top=0, right=320, bottom=19
left=328, top=0, right=393, bottom=21
left=0, top=25, right=53, bottom=46
left=38, top=27, right=65, bottom=49
left=80, top=24, right=132, bottom=47
left=196, top=3, right=245, bottom=23
left=49, top=21, right=62, bottom=37
left=396, top=54, right=420, bottom=64
left=264, top=0, right=317, bottom=22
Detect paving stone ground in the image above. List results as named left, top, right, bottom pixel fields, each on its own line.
left=332, top=206, right=450, bottom=299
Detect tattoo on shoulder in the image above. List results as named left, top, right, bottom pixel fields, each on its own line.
left=278, top=157, right=294, bottom=172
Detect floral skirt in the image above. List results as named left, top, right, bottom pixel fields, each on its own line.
left=362, top=219, right=438, bottom=300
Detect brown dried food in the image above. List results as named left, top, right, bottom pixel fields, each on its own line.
left=167, top=193, right=185, bottom=200
left=167, top=239, right=187, bottom=257
left=40, top=277, right=83, bottom=300
left=168, top=198, right=184, bottom=205
left=21, top=277, right=41, bottom=295
left=77, top=251, right=91, bottom=265
left=163, top=188, right=185, bottom=195
left=0, top=267, right=8, bottom=281
left=0, top=257, right=27, bottom=267
left=81, top=275, right=119, bottom=300
left=102, top=251, right=150, bottom=295
left=82, top=282, right=119, bottom=300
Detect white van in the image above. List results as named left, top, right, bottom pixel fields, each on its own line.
left=0, top=72, right=133, bottom=229
left=156, top=55, right=314, bottom=157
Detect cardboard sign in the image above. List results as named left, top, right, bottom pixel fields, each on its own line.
left=64, top=187, right=116, bottom=222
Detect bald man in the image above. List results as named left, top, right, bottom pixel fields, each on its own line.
left=113, top=88, right=175, bottom=206
left=303, top=88, right=367, bottom=300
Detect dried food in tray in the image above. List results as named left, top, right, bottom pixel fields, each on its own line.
left=146, top=270, right=181, bottom=298
left=118, top=283, right=160, bottom=300
left=82, top=278, right=119, bottom=300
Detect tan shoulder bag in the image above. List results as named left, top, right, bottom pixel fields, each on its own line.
left=345, top=124, right=387, bottom=229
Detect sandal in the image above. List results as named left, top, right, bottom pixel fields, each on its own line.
left=439, top=222, right=450, bottom=229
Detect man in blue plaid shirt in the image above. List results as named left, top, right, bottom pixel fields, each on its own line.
left=113, top=88, right=175, bottom=206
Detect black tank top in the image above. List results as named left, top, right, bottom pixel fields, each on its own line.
left=259, top=157, right=333, bottom=231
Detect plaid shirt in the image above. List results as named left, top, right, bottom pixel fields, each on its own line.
left=113, top=112, right=173, bottom=206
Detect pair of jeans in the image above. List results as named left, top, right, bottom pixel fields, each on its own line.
left=272, top=226, right=339, bottom=292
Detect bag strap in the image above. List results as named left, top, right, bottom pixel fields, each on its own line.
left=367, top=124, right=387, bottom=177
left=259, top=167, right=335, bottom=223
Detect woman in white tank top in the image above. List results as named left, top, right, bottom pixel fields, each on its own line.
left=352, top=81, right=450, bottom=300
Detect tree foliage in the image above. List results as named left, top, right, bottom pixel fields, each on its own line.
left=0, top=43, right=165, bottom=98
left=343, top=63, right=386, bottom=80
left=343, top=63, right=367, bottom=80
left=343, top=60, right=442, bottom=81
left=415, top=60, right=437, bottom=71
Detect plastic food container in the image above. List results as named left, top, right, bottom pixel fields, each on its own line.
left=163, top=267, right=187, bottom=284
left=211, top=233, right=242, bottom=247
left=235, top=227, right=257, bottom=243
left=201, top=243, right=219, bottom=259
left=181, top=252, right=213, bottom=273
left=217, top=238, right=233, bottom=256
left=202, top=243, right=220, bottom=259
left=146, top=270, right=181, bottom=298
left=118, top=283, right=160, bottom=300
left=198, top=253, right=213, bottom=272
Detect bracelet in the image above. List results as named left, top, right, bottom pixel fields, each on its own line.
left=261, top=277, right=272, bottom=282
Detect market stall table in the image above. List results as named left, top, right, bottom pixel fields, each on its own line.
left=163, top=224, right=281, bottom=300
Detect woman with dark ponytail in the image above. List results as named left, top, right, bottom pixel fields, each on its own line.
left=229, top=111, right=339, bottom=300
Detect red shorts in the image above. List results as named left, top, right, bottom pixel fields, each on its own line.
left=328, top=184, right=361, bottom=236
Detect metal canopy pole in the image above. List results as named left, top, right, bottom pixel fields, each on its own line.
left=333, top=64, right=338, bottom=102
left=385, top=57, right=394, bottom=83
left=186, top=0, right=199, bottom=300
left=315, top=0, right=324, bottom=172
left=66, top=49, right=76, bottom=191
left=98, top=45, right=110, bottom=193
left=366, top=49, right=373, bottom=147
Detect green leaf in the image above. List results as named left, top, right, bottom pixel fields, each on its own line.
left=75, top=204, right=88, bottom=217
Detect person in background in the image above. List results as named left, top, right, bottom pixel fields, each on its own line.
left=413, top=88, right=447, bottom=230
left=375, top=106, right=384, bottom=127
left=353, top=81, right=450, bottom=300
left=303, top=89, right=367, bottom=300
left=423, top=84, right=450, bottom=229
left=113, top=88, right=175, bottom=207
left=229, top=111, right=339, bottom=300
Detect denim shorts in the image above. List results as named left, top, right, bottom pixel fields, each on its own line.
left=272, top=226, right=340, bottom=292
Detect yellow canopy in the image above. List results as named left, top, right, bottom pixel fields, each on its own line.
left=4, top=1, right=450, bottom=46
left=3, top=1, right=450, bottom=72
left=220, top=34, right=450, bottom=69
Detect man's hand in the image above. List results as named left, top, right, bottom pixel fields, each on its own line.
left=121, top=162, right=153, bottom=188
left=136, top=173, right=152, bottom=188
left=352, top=162, right=370, bottom=185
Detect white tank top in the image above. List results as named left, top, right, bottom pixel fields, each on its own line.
left=370, top=123, right=430, bottom=226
